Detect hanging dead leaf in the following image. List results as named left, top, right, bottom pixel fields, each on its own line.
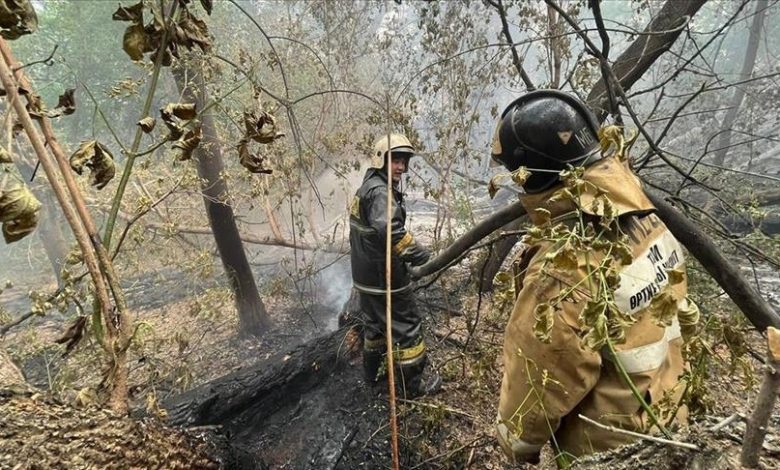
left=200, top=0, right=213, bottom=15
left=172, top=126, right=202, bottom=161
left=69, top=140, right=116, bottom=190
left=511, top=166, right=530, bottom=186
left=54, top=315, right=88, bottom=356
left=487, top=175, right=500, bottom=199
left=137, top=116, right=156, bottom=133
left=160, top=102, right=196, bottom=140
left=678, top=297, right=700, bottom=341
left=0, top=0, right=38, bottom=40
left=0, top=181, right=41, bottom=243
left=243, top=110, right=284, bottom=144
left=649, top=289, right=677, bottom=327
left=123, top=22, right=152, bottom=61
left=45, top=88, right=76, bottom=118
left=0, top=147, right=11, bottom=164
left=667, top=268, right=685, bottom=286
left=112, top=1, right=144, bottom=23
left=175, top=7, right=211, bottom=53
left=238, top=140, right=273, bottom=174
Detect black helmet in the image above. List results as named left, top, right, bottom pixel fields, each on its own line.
left=491, top=90, right=600, bottom=193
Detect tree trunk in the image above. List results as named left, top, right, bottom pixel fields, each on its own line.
left=172, top=63, right=271, bottom=337
left=712, top=0, right=768, bottom=167
left=586, top=0, right=709, bottom=119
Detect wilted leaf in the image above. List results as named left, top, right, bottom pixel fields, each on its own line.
left=45, top=88, right=76, bottom=118
left=69, top=140, right=116, bottom=189
left=112, top=1, right=144, bottom=23
left=0, top=181, right=41, bottom=243
left=54, top=315, right=87, bottom=356
left=175, top=8, right=211, bottom=53
left=613, top=242, right=633, bottom=266
left=667, top=268, right=685, bottom=286
left=172, top=126, right=202, bottom=161
left=535, top=208, right=551, bottom=225
left=533, top=303, right=554, bottom=343
left=550, top=244, right=577, bottom=271
left=238, top=140, right=273, bottom=174
left=123, top=22, right=151, bottom=61
left=487, top=175, right=500, bottom=199
left=649, top=289, right=677, bottom=327
left=0, top=0, right=38, bottom=40
left=511, top=166, right=530, bottom=186
left=137, top=116, right=156, bottom=133
left=200, top=0, right=213, bottom=14
left=74, top=387, right=99, bottom=408
left=678, top=297, right=700, bottom=341
left=243, top=110, right=284, bottom=144
left=0, top=146, right=11, bottom=164
left=160, top=102, right=196, bottom=140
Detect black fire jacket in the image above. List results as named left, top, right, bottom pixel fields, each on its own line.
left=349, top=168, right=430, bottom=293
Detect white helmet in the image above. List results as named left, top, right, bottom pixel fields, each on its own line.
left=371, top=133, right=415, bottom=168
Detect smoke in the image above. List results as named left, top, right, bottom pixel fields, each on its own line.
left=316, top=256, right=352, bottom=331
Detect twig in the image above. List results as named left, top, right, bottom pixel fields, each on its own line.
left=485, top=0, right=535, bottom=90
left=13, top=44, right=57, bottom=72
left=578, top=414, right=699, bottom=450
left=709, top=413, right=741, bottom=432
left=397, top=398, right=479, bottom=422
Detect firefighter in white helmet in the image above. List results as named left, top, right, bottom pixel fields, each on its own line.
left=490, top=90, right=697, bottom=464
left=349, top=133, right=441, bottom=397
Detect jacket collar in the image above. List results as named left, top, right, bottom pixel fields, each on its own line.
left=519, top=156, right=655, bottom=226
left=365, top=167, right=400, bottom=191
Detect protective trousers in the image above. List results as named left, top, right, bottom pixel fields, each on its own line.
left=359, top=289, right=427, bottom=396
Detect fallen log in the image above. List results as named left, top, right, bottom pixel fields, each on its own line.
left=164, top=327, right=352, bottom=427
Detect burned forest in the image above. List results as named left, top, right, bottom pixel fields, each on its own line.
left=1, top=0, right=780, bottom=469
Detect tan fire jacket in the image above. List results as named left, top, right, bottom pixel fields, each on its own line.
left=496, top=156, right=696, bottom=463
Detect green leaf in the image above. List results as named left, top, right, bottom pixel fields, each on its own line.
left=69, top=140, right=116, bottom=190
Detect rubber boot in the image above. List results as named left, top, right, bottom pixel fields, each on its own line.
left=398, top=356, right=442, bottom=398
left=363, top=348, right=385, bottom=384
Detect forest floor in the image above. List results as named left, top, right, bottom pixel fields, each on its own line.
left=2, top=257, right=779, bottom=469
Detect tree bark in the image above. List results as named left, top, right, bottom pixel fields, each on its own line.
left=586, top=0, right=709, bottom=119
left=740, top=327, right=780, bottom=467
left=172, top=63, right=271, bottom=337
left=712, top=0, right=768, bottom=167
left=479, top=218, right=524, bottom=292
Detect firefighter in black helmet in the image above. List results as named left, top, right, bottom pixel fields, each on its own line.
left=491, top=90, right=692, bottom=464
left=349, top=133, right=442, bottom=397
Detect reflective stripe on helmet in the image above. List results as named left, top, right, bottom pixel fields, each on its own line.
left=603, top=317, right=682, bottom=374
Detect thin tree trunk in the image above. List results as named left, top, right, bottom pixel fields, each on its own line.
left=479, top=218, right=524, bottom=292
left=712, top=0, right=768, bottom=167
left=172, top=63, right=271, bottom=337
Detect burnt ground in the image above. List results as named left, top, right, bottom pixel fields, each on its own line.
left=2, top=261, right=780, bottom=469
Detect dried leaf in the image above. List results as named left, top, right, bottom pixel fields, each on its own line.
left=45, top=88, right=76, bottom=118
left=238, top=140, right=273, bottom=174
left=54, top=315, right=87, bottom=356
left=74, top=387, right=99, bottom=408
left=200, top=0, right=213, bottom=14
left=69, top=140, right=116, bottom=190
left=535, top=208, right=551, bottom=225
left=550, top=244, right=577, bottom=271
left=0, top=0, right=38, bottom=40
left=176, top=8, right=211, bottom=53
left=667, top=268, right=685, bottom=286
left=0, top=181, right=41, bottom=243
left=172, top=126, right=202, bottom=161
left=649, top=289, right=677, bottom=327
left=678, top=297, right=700, bottom=342
left=243, top=110, right=284, bottom=144
left=160, top=103, right=196, bottom=140
left=511, top=166, right=530, bottom=186
left=533, top=303, right=554, bottom=344
left=487, top=175, right=500, bottom=199
left=137, top=116, right=156, bottom=133
left=112, top=1, right=144, bottom=23
left=123, top=23, right=151, bottom=61
left=0, top=147, right=11, bottom=164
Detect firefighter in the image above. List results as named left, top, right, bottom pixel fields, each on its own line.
left=349, top=133, right=441, bottom=397
left=490, top=90, right=696, bottom=464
